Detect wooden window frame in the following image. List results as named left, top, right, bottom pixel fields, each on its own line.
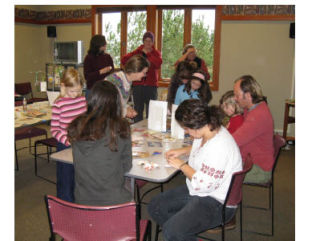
left=92, top=5, right=222, bottom=90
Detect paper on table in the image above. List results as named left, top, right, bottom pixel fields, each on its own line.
left=171, top=104, right=184, bottom=139
left=148, top=100, right=167, bottom=132
left=47, top=91, right=60, bottom=106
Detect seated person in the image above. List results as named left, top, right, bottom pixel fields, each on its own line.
left=68, top=81, right=133, bottom=206
left=219, top=90, right=244, bottom=134
left=232, top=75, right=274, bottom=183
left=148, top=99, right=242, bottom=241
left=174, top=70, right=212, bottom=105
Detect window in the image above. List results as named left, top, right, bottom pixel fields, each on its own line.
left=191, top=9, right=215, bottom=81
left=93, top=6, right=221, bottom=90
left=161, top=9, right=184, bottom=79
left=102, top=12, right=121, bottom=67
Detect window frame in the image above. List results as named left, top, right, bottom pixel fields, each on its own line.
left=92, top=5, right=221, bottom=90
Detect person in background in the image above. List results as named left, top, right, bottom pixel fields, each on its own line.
left=219, top=90, right=244, bottom=134
left=232, top=75, right=274, bottom=183
left=121, top=31, right=162, bottom=123
left=67, top=81, right=132, bottom=206
left=105, top=55, right=150, bottom=119
left=84, top=34, right=114, bottom=98
left=148, top=99, right=242, bottom=241
left=175, top=44, right=210, bottom=80
left=174, top=70, right=212, bottom=106
left=167, top=61, right=197, bottom=112
left=51, top=68, right=87, bottom=202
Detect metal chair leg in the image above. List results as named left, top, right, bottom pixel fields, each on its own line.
left=34, top=142, right=38, bottom=176
left=15, top=142, right=19, bottom=171
left=155, top=224, right=160, bottom=241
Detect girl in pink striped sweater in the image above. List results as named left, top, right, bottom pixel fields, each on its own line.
left=51, top=68, right=87, bottom=202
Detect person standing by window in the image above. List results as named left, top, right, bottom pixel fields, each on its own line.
left=121, top=31, right=162, bottom=123
left=84, top=35, right=114, bottom=98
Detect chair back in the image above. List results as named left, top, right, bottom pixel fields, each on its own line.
left=15, top=82, right=33, bottom=97
left=226, top=154, right=253, bottom=206
left=272, top=134, right=286, bottom=173
left=45, top=195, right=139, bottom=241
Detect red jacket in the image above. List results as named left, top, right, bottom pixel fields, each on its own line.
left=232, top=102, right=274, bottom=171
left=121, top=45, right=162, bottom=87
left=227, top=114, right=244, bottom=134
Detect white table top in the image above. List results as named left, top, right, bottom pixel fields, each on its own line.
left=15, top=101, right=52, bottom=128
left=50, top=119, right=191, bottom=183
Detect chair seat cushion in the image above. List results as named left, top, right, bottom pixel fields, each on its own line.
left=15, top=127, right=47, bottom=140
left=205, top=215, right=236, bottom=234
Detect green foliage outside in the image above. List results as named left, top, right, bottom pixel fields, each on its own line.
left=103, top=10, right=214, bottom=80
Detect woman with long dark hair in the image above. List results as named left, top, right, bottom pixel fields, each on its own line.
left=68, top=81, right=132, bottom=206
left=83, top=35, right=114, bottom=97
left=148, top=99, right=242, bottom=241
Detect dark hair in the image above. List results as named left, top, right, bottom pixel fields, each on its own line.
left=235, top=75, right=267, bottom=104
left=68, top=81, right=130, bottom=151
left=124, top=55, right=150, bottom=74
left=175, top=99, right=223, bottom=131
left=88, top=35, right=107, bottom=56
left=167, top=61, right=197, bottom=109
left=184, top=69, right=212, bottom=104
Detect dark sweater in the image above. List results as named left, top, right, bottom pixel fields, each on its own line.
left=73, top=129, right=132, bottom=206
left=83, top=53, right=114, bottom=89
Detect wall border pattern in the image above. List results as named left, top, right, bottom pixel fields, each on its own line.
left=222, top=5, right=295, bottom=16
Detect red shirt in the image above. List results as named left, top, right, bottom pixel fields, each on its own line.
left=227, top=114, right=244, bottom=134
left=232, top=102, right=274, bottom=171
left=121, top=45, right=162, bottom=87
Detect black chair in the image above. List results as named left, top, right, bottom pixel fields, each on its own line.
left=243, top=134, right=286, bottom=236
left=155, top=154, right=253, bottom=241
left=34, top=137, right=58, bottom=184
left=15, top=127, right=47, bottom=170
left=15, top=82, right=47, bottom=104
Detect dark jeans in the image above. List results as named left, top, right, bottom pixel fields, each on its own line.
left=56, top=142, right=74, bottom=203
left=147, top=185, right=236, bottom=241
left=132, top=85, right=157, bottom=123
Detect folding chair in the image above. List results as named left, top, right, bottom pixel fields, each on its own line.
left=243, top=134, right=286, bottom=236
left=44, top=195, right=152, bottom=241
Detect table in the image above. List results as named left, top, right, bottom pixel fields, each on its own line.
left=50, top=119, right=191, bottom=193
left=15, top=101, right=52, bottom=128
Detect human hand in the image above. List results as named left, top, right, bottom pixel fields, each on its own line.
left=167, top=156, right=185, bottom=169
left=100, top=66, right=112, bottom=74
left=165, top=148, right=183, bottom=160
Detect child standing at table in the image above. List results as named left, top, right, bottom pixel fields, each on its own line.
left=67, top=81, right=132, bottom=206
left=174, top=70, right=212, bottom=106
left=219, top=90, right=243, bottom=134
left=51, top=68, right=87, bottom=202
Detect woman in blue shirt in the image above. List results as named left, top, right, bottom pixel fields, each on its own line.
left=174, top=70, right=212, bottom=105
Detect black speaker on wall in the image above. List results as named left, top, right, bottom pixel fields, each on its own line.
left=47, top=26, right=56, bottom=38
left=289, top=22, right=295, bottom=39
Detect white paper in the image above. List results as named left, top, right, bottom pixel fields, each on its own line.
left=171, top=104, right=185, bottom=139
left=40, top=81, right=47, bottom=92
left=148, top=100, right=167, bottom=132
left=47, top=91, right=60, bottom=106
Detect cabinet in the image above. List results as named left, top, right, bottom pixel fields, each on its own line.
left=46, top=63, right=83, bottom=91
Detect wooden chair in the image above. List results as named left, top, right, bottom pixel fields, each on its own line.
left=243, top=134, right=286, bottom=236
left=44, top=195, right=152, bottom=241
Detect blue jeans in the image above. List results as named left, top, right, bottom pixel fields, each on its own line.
left=147, top=185, right=236, bottom=241
left=56, top=142, right=74, bottom=202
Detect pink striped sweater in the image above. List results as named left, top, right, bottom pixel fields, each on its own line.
left=51, top=96, right=87, bottom=146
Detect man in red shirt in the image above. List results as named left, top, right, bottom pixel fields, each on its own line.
left=232, top=75, right=274, bottom=183
left=121, top=31, right=162, bottom=122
